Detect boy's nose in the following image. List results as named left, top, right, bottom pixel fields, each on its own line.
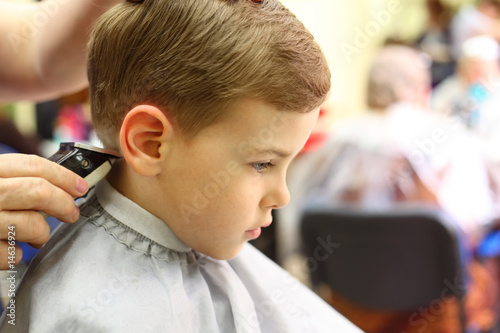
left=262, top=178, right=290, bottom=209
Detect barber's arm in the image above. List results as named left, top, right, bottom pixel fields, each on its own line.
left=0, top=0, right=121, bottom=102
left=0, top=0, right=121, bottom=268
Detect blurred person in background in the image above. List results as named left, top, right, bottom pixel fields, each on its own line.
left=432, top=35, right=500, bottom=133
left=450, top=0, right=500, bottom=61
left=431, top=35, right=500, bottom=208
left=0, top=0, right=122, bottom=268
left=278, top=44, right=499, bottom=332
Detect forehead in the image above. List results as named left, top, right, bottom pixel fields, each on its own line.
left=202, top=98, right=320, bottom=156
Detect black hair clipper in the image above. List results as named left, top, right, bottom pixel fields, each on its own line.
left=48, top=142, right=121, bottom=189
left=42, top=142, right=121, bottom=219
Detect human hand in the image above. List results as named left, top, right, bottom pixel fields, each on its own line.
left=0, top=154, right=88, bottom=269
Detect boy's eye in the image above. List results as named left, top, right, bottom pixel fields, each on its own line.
left=253, top=162, right=274, bottom=173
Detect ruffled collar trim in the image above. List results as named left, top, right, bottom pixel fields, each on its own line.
left=95, top=179, right=191, bottom=253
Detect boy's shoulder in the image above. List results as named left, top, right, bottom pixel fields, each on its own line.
left=229, top=244, right=363, bottom=333
left=0, top=189, right=191, bottom=332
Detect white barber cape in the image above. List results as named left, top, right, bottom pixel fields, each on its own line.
left=0, top=180, right=360, bottom=333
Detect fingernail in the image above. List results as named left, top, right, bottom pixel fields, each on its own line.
left=76, top=178, right=88, bottom=195
left=72, top=207, right=80, bottom=222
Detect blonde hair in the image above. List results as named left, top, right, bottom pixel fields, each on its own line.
left=88, top=0, right=331, bottom=151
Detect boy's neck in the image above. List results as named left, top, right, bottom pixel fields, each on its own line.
left=105, top=159, right=142, bottom=206
left=105, top=159, right=167, bottom=224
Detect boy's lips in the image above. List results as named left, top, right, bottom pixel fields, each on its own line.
left=245, top=221, right=272, bottom=239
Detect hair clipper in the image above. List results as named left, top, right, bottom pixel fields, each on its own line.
left=42, top=142, right=121, bottom=219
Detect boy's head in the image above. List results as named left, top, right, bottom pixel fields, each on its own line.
left=88, top=0, right=331, bottom=152
left=87, top=0, right=330, bottom=260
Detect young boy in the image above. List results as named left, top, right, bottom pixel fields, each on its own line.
left=1, top=0, right=361, bottom=331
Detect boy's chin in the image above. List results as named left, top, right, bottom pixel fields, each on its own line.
left=204, top=243, right=246, bottom=261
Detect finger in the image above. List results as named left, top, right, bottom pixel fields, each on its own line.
left=0, top=177, right=79, bottom=223
left=0, top=241, right=22, bottom=269
left=0, top=211, right=51, bottom=246
left=0, top=154, right=88, bottom=197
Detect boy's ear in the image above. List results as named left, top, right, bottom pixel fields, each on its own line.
left=120, top=105, right=173, bottom=176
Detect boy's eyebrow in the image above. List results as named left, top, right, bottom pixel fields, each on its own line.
left=247, top=147, right=291, bottom=158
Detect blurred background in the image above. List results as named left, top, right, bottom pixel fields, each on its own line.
left=5, top=0, right=500, bottom=332
left=284, top=0, right=471, bottom=126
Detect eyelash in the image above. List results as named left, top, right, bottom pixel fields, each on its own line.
left=252, top=162, right=275, bottom=173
